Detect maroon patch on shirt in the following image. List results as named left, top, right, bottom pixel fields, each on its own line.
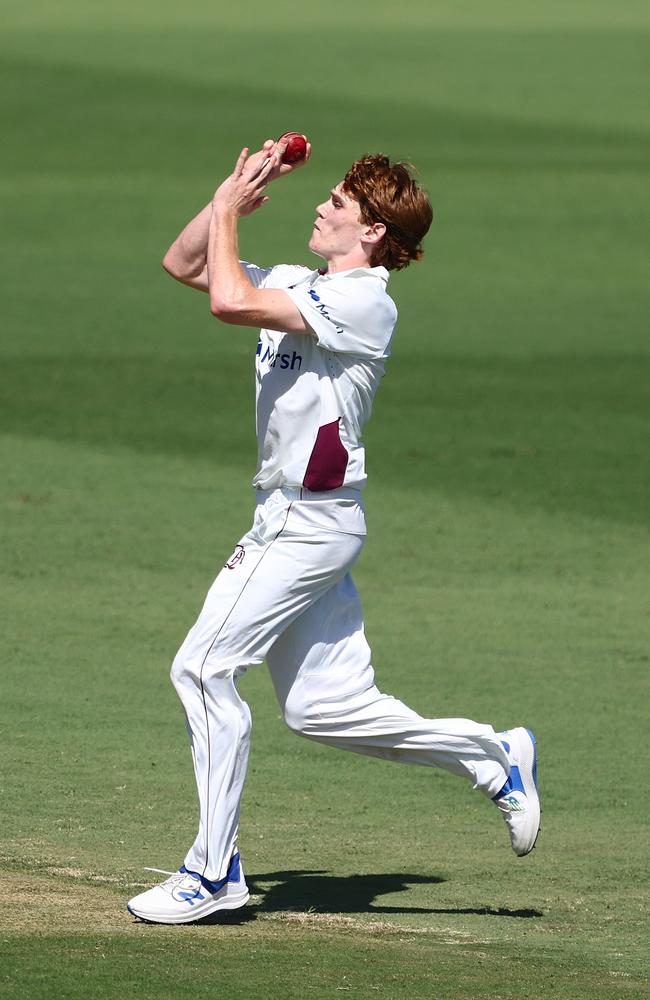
left=303, top=419, right=349, bottom=491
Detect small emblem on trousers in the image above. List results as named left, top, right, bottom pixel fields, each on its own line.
left=225, top=544, right=245, bottom=570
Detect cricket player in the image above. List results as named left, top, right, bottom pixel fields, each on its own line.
left=127, top=138, right=541, bottom=924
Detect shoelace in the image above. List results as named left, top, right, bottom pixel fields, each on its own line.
left=143, top=867, right=200, bottom=890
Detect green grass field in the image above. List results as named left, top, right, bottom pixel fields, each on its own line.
left=2, top=2, right=649, bottom=996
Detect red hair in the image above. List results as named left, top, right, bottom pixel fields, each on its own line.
left=342, top=154, right=433, bottom=271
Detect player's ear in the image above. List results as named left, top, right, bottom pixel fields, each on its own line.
left=363, top=221, right=386, bottom=246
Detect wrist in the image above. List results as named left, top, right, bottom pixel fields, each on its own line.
left=212, top=198, right=238, bottom=220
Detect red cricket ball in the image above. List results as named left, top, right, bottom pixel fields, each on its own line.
left=278, top=132, right=308, bottom=164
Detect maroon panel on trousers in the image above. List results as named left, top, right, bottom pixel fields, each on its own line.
left=303, top=419, right=349, bottom=491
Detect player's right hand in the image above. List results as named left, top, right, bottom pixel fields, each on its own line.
left=213, top=146, right=277, bottom=217
left=212, top=139, right=312, bottom=218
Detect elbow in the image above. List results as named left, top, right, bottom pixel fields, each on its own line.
left=209, top=294, right=246, bottom=322
left=209, top=293, right=228, bottom=318
left=162, top=252, right=181, bottom=280
left=162, top=251, right=198, bottom=284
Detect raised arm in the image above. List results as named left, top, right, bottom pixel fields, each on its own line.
left=162, top=137, right=309, bottom=295
left=207, top=144, right=314, bottom=335
left=162, top=201, right=212, bottom=291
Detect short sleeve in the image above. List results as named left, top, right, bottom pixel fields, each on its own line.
left=284, top=275, right=397, bottom=359
left=240, top=261, right=273, bottom=288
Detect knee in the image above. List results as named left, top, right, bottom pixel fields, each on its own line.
left=282, top=687, right=315, bottom=735
left=172, top=654, right=252, bottom=732
left=170, top=650, right=243, bottom=694
left=170, top=645, right=210, bottom=693
left=238, top=699, right=253, bottom=740
left=170, top=648, right=191, bottom=691
left=170, top=643, right=229, bottom=691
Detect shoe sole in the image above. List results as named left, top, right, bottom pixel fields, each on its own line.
left=513, top=726, right=541, bottom=856
left=127, top=887, right=250, bottom=925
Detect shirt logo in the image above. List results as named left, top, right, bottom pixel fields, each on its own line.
left=256, top=342, right=302, bottom=371
left=308, top=289, right=344, bottom=335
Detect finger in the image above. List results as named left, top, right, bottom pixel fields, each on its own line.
left=234, top=147, right=248, bottom=177
left=261, top=152, right=278, bottom=174
left=252, top=152, right=278, bottom=183
left=242, top=195, right=269, bottom=217
left=248, top=147, right=276, bottom=180
left=250, top=178, right=267, bottom=198
left=242, top=148, right=266, bottom=176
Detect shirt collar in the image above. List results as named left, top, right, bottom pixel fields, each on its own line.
left=315, top=265, right=390, bottom=283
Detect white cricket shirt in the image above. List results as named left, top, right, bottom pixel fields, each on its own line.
left=241, top=262, right=397, bottom=492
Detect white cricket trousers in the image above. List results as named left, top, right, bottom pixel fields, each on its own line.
left=171, top=487, right=510, bottom=881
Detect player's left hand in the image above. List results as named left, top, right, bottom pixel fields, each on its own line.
left=243, top=137, right=312, bottom=182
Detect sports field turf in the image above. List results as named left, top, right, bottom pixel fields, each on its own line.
left=1, top=2, right=649, bottom=997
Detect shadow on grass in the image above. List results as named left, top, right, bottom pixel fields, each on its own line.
left=155, top=870, right=543, bottom=926
left=246, top=870, right=542, bottom=920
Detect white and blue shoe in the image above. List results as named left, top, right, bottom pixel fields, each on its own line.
left=493, top=727, right=541, bottom=857
left=127, top=852, right=249, bottom=924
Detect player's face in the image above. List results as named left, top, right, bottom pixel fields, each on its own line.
left=309, top=183, right=367, bottom=261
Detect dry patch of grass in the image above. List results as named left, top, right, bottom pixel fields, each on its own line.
left=44, top=866, right=148, bottom=887
left=0, top=873, right=129, bottom=935
left=273, top=910, right=489, bottom=944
